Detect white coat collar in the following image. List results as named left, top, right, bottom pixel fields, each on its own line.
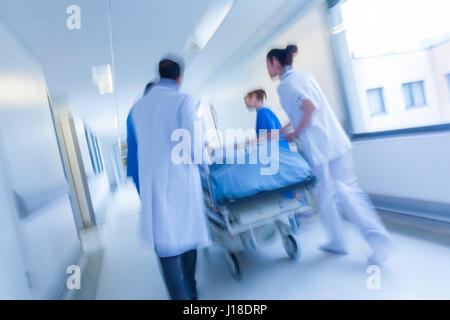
left=280, top=66, right=293, bottom=81
left=157, top=78, right=179, bottom=90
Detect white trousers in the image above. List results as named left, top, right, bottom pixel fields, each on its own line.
left=312, top=152, right=391, bottom=253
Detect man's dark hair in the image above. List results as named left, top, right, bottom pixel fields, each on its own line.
left=158, top=58, right=182, bottom=80
left=143, top=81, right=155, bottom=97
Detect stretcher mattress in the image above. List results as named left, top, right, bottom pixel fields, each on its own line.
left=202, top=144, right=314, bottom=203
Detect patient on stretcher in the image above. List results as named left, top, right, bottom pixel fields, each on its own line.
left=201, top=142, right=314, bottom=204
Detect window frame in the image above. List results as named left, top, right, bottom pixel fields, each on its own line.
left=85, top=128, right=98, bottom=174
left=446, top=73, right=450, bottom=100
left=351, top=123, right=450, bottom=140
left=84, top=127, right=104, bottom=175
left=402, top=80, right=427, bottom=109
left=366, top=87, right=387, bottom=117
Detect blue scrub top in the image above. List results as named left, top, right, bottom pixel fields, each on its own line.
left=256, top=107, right=290, bottom=149
left=126, top=111, right=139, bottom=194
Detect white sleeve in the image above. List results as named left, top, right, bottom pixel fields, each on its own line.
left=286, top=83, right=314, bottom=109
left=178, top=95, right=204, bottom=164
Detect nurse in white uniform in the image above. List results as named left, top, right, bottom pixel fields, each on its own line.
left=130, top=56, right=211, bottom=299
left=266, top=45, right=392, bottom=265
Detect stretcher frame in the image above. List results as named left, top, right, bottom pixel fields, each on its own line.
left=202, top=139, right=316, bottom=279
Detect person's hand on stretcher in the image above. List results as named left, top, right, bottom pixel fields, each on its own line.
left=233, top=138, right=257, bottom=150
left=234, top=125, right=292, bottom=149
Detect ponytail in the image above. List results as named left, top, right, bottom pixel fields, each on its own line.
left=267, top=44, right=298, bottom=67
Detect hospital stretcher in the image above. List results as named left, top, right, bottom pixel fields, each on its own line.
left=201, top=141, right=316, bottom=280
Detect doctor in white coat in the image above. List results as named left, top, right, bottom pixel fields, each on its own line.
left=266, top=45, right=392, bottom=265
left=129, top=56, right=211, bottom=299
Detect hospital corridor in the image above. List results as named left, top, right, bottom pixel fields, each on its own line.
left=79, top=182, right=450, bottom=300
left=1, top=0, right=450, bottom=305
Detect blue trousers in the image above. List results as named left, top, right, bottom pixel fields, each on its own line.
left=159, top=249, right=198, bottom=300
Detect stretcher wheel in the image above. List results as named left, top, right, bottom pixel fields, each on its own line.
left=283, top=235, right=300, bottom=260
left=224, top=251, right=241, bottom=280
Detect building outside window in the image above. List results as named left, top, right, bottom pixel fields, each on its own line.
left=328, top=0, right=450, bottom=134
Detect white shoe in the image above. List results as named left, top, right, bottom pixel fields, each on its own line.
left=366, top=231, right=392, bottom=265
left=319, top=242, right=348, bottom=255
left=367, top=253, right=388, bottom=267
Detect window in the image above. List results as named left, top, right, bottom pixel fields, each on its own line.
left=85, top=127, right=103, bottom=175
left=366, top=88, right=386, bottom=117
left=93, top=135, right=104, bottom=171
left=328, top=0, right=450, bottom=134
left=402, top=81, right=427, bottom=108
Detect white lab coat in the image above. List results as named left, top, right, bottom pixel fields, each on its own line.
left=130, top=78, right=211, bottom=258
left=277, top=68, right=391, bottom=260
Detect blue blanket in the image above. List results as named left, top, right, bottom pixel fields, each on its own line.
left=201, top=145, right=314, bottom=203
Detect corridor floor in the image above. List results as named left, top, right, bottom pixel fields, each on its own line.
left=90, top=183, right=450, bottom=300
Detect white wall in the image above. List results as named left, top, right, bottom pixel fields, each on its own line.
left=99, top=136, right=120, bottom=191
left=0, top=141, right=31, bottom=299
left=430, top=40, right=450, bottom=121
left=0, top=19, right=80, bottom=298
left=88, top=173, right=110, bottom=221
left=202, top=3, right=450, bottom=211
left=352, top=132, right=450, bottom=203
left=73, top=118, right=111, bottom=222
left=201, top=2, right=346, bottom=134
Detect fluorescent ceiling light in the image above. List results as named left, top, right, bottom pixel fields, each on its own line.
left=186, top=0, right=234, bottom=52
left=92, top=64, right=113, bottom=95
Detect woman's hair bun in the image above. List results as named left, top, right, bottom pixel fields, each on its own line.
left=267, top=44, right=298, bottom=67
left=284, top=44, right=298, bottom=66
left=286, top=44, right=298, bottom=55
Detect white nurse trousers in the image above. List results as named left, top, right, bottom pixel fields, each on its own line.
left=312, top=152, right=391, bottom=259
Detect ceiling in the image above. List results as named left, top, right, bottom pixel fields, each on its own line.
left=0, top=0, right=313, bottom=137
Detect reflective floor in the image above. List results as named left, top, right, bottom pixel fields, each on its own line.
left=79, top=183, right=450, bottom=300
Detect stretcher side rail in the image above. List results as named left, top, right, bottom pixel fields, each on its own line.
left=215, top=177, right=315, bottom=206
left=223, top=202, right=314, bottom=236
